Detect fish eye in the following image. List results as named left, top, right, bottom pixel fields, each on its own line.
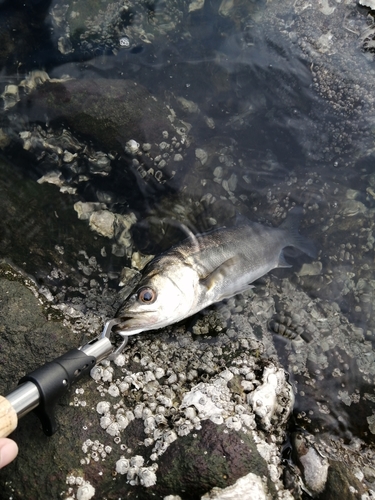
left=137, top=287, right=156, bottom=304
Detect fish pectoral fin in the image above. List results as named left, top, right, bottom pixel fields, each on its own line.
left=215, top=283, right=254, bottom=302
left=200, top=256, right=239, bottom=291
left=277, top=250, right=293, bottom=269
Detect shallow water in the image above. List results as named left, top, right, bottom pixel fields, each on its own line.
left=1, top=0, right=375, bottom=497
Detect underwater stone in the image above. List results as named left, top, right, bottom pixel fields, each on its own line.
left=1, top=84, right=20, bottom=110
left=296, top=261, right=323, bottom=276
left=293, top=433, right=329, bottom=494
left=227, top=173, right=238, bottom=192
left=89, top=210, right=115, bottom=238
left=195, top=148, right=208, bottom=165
left=74, top=201, right=106, bottom=220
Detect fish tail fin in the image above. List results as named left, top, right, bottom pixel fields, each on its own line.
left=280, top=207, right=317, bottom=259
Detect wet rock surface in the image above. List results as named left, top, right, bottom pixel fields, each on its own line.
left=0, top=269, right=288, bottom=499
left=1, top=257, right=374, bottom=499
left=0, top=0, right=375, bottom=499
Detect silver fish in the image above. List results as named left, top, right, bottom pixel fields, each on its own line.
left=116, top=207, right=316, bottom=335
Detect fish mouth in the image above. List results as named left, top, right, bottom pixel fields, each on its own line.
left=114, top=311, right=158, bottom=336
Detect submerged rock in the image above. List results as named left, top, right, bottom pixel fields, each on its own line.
left=19, top=78, right=187, bottom=161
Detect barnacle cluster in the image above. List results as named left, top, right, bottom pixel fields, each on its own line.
left=83, top=325, right=295, bottom=491
left=115, top=455, right=158, bottom=487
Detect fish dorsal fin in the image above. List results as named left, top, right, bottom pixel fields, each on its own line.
left=162, top=217, right=201, bottom=254
left=278, top=250, right=293, bottom=269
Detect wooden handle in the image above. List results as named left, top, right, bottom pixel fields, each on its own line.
left=0, top=396, right=18, bottom=438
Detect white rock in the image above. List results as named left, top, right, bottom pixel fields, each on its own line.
left=227, top=173, right=238, bottom=192
left=359, top=0, right=375, bottom=8
left=89, top=210, right=115, bottom=238
left=195, top=148, right=208, bottom=165
left=219, top=369, right=233, bottom=381
left=319, top=0, right=335, bottom=15
left=293, top=434, right=329, bottom=494
left=37, top=171, right=63, bottom=186
left=247, top=365, right=292, bottom=430
left=188, top=0, right=205, bottom=13
left=74, top=201, right=105, bottom=220
left=201, top=472, right=270, bottom=499
left=180, top=389, right=223, bottom=420
left=213, top=166, right=224, bottom=178
left=1, top=84, right=20, bottom=110
left=154, top=367, right=165, bottom=379
left=297, top=261, right=323, bottom=277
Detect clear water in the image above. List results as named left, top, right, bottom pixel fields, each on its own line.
left=1, top=0, right=375, bottom=482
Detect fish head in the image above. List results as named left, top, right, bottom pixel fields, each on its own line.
left=115, top=257, right=199, bottom=335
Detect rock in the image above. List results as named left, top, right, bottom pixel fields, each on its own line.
left=359, top=0, right=375, bottom=8
left=201, top=472, right=271, bottom=500
left=89, top=210, right=115, bottom=238
left=296, top=261, right=323, bottom=276
left=156, top=421, right=276, bottom=499
left=20, top=78, right=183, bottom=159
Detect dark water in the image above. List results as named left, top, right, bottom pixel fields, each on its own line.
left=1, top=0, right=375, bottom=495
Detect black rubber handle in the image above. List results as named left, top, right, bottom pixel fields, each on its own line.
left=19, top=349, right=96, bottom=436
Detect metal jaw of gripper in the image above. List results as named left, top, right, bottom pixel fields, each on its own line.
left=99, top=317, right=129, bottom=360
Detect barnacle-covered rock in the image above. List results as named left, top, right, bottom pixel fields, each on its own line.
left=247, top=364, right=294, bottom=431
left=201, top=472, right=271, bottom=500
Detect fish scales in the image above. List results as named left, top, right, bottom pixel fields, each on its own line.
left=116, top=207, right=316, bottom=336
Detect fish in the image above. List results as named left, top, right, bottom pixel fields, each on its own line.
left=115, top=207, right=317, bottom=336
